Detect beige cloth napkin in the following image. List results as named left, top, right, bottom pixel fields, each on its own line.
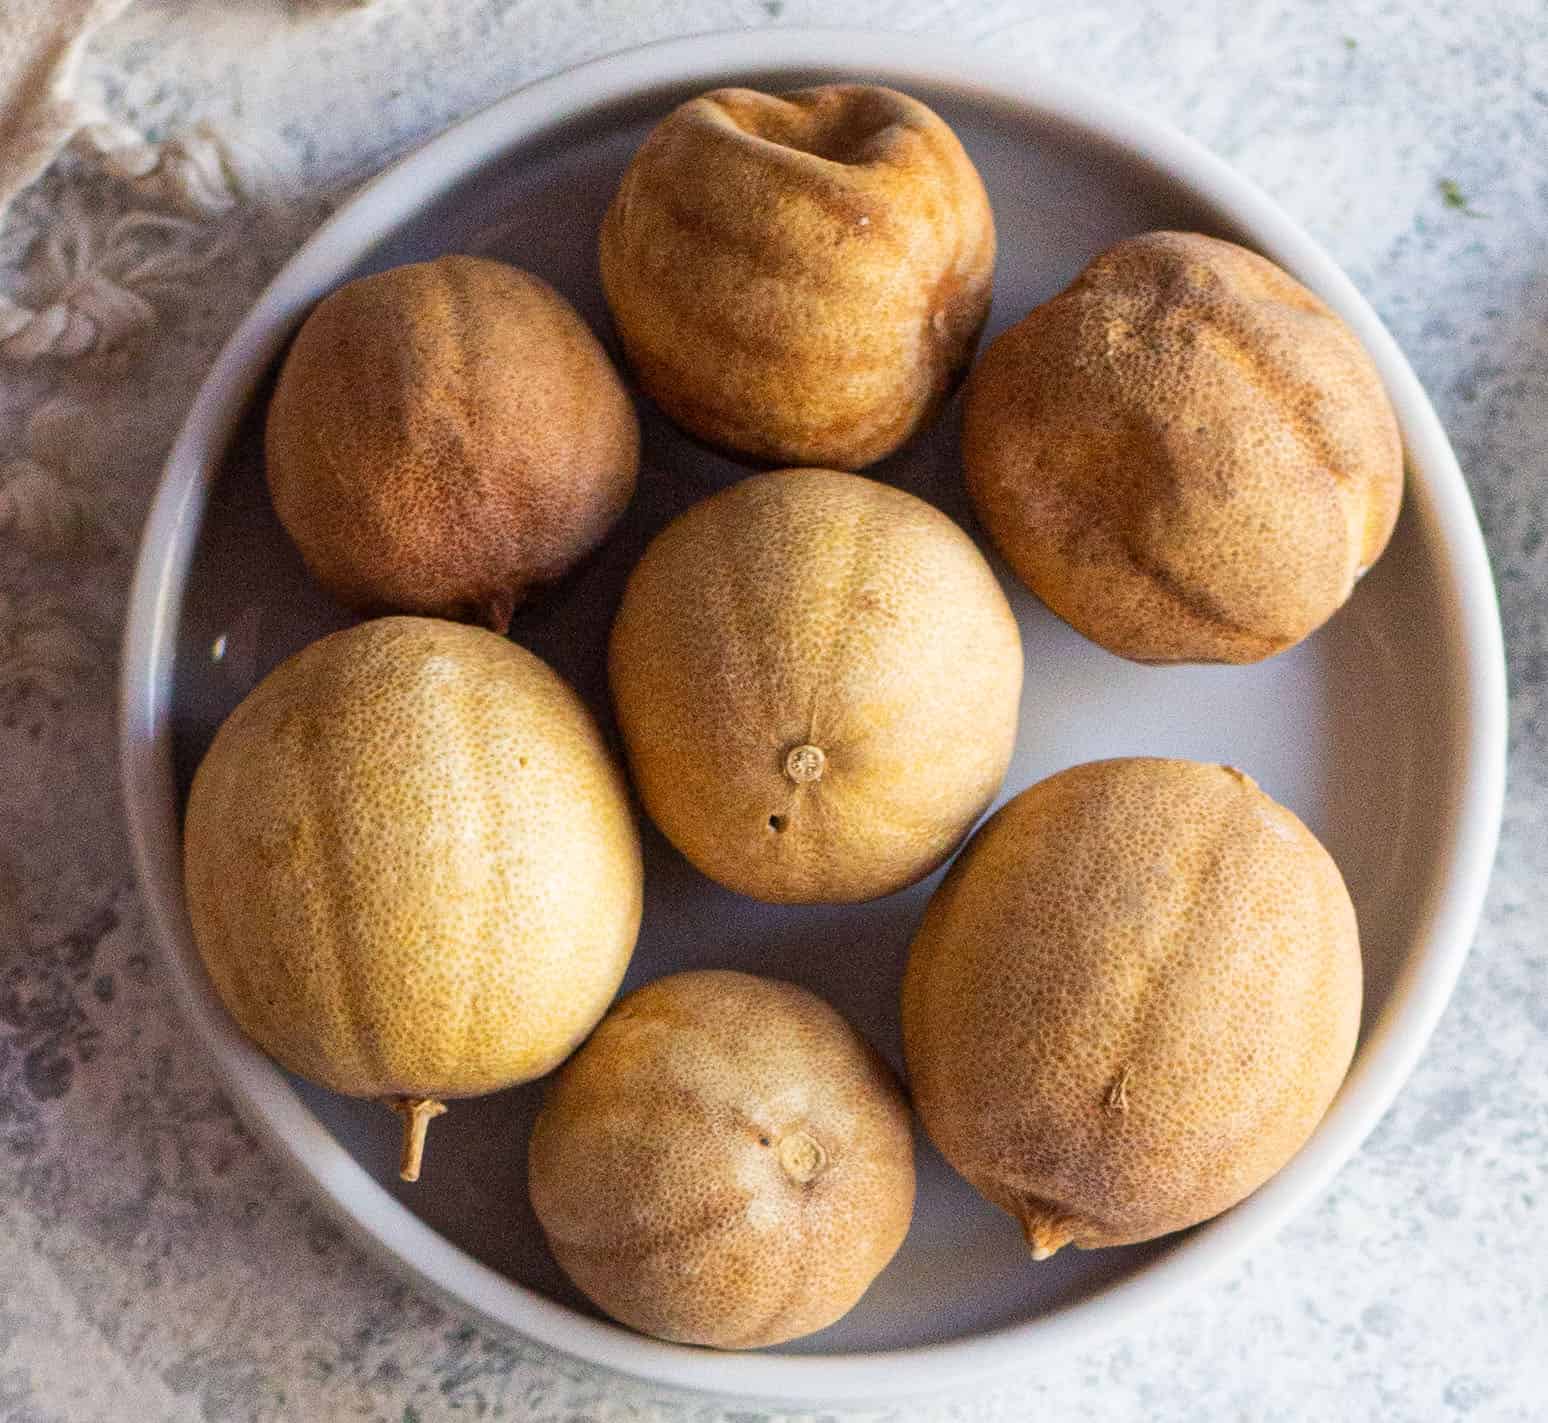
left=0, top=0, right=276, bottom=364
left=0, top=0, right=138, bottom=224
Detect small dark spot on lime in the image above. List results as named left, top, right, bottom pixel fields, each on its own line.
left=759, top=1136, right=771, bottom=1147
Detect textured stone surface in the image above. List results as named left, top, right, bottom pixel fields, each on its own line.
left=1, top=1, right=1544, bottom=1419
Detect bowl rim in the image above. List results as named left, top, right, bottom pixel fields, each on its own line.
left=118, top=25, right=1508, bottom=1406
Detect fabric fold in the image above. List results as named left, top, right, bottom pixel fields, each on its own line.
left=0, top=0, right=138, bottom=224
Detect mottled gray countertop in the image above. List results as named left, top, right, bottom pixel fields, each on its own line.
left=1, top=1, right=1545, bottom=1419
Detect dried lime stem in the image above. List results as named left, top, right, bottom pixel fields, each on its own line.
left=784, top=744, right=827, bottom=783
left=386, top=1097, right=446, bottom=1182
left=777, top=1130, right=828, bottom=1184
left=1017, top=1202, right=1082, bottom=1261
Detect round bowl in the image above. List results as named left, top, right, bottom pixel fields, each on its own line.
left=120, top=28, right=1507, bottom=1407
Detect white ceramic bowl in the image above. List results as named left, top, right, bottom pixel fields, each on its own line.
left=120, top=28, right=1507, bottom=1407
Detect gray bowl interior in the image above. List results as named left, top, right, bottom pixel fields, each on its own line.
left=168, top=79, right=1460, bottom=1353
